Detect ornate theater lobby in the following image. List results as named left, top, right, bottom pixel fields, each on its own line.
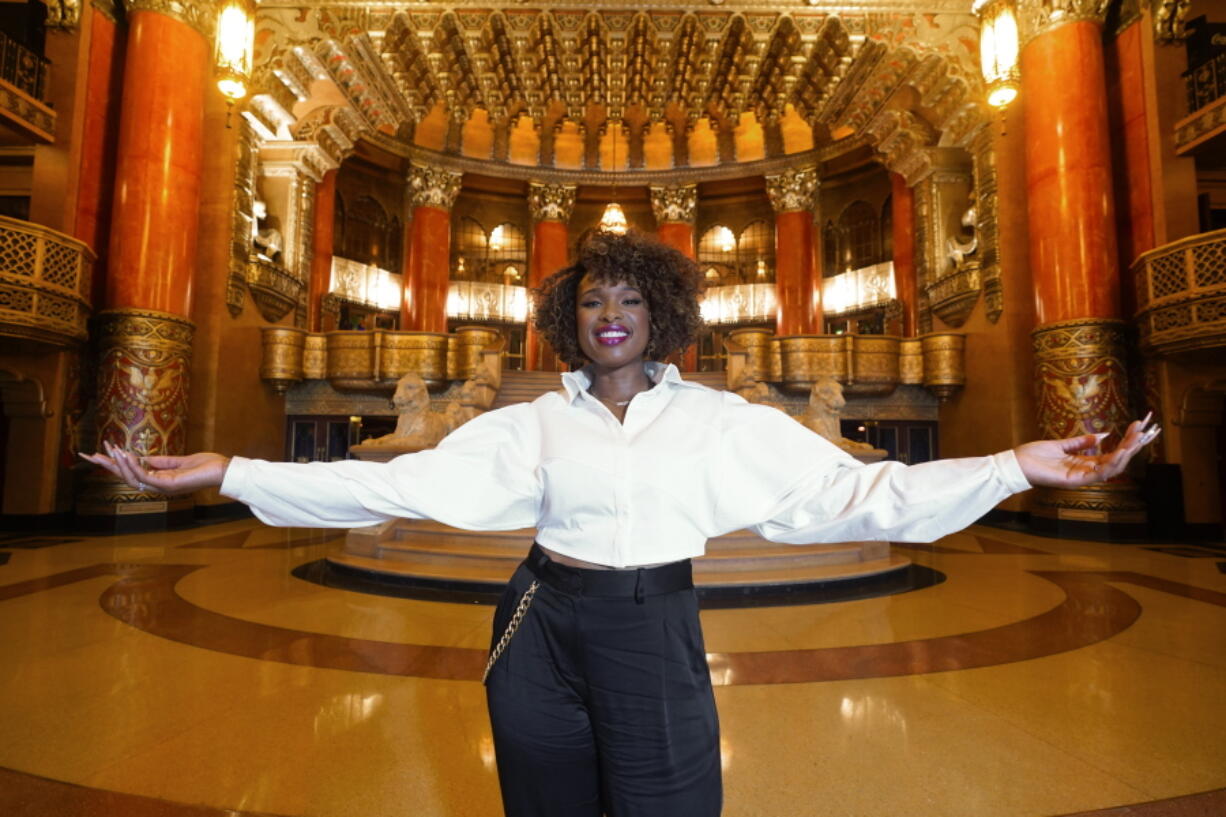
left=1, top=520, right=1224, bottom=816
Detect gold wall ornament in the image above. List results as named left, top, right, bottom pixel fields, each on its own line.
left=913, top=154, right=978, bottom=327
left=377, top=332, right=450, bottom=387
left=1032, top=318, right=1131, bottom=442
left=454, top=326, right=501, bottom=381
left=527, top=183, right=577, bottom=224
left=1153, top=0, right=1191, bottom=44
left=44, top=0, right=82, bottom=28
left=972, top=126, right=1003, bottom=324
left=409, top=164, right=463, bottom=210
left=122, top=0, right=219, bottom=41
left=765, top=167, right=818, bottom=214
left=649, top=184, right=698, bottom=225
left=246, top=258, right=304, bottom=323
left=919, top=332, right=966, bottom=400
left=259, top=326, right=306, bottom=393
left=302, top=332, right=327, bottom=380
left=899, top=338, right=924, bottom=384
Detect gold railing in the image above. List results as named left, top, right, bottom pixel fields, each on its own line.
left=724, top=327, right=966, bottom=401
left=260, top=327, right=505, bottom=394
left=0, top=216, right=94, bottom=347
left=1134, top=228, right=1226, bottom=355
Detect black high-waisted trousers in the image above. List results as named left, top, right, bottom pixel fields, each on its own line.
left=485, top=543, right=722, bottom=817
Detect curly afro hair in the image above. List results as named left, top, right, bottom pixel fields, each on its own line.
left=533, top=230, right=704, bottom=368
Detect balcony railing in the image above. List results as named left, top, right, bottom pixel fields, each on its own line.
left=0, top=215, right=95, bottom=346
left=1185, top=52, right=1226, bottom=114
left=1134, top=228, right=1226, bottom=355
left=0, top=30, right=53, bottom=142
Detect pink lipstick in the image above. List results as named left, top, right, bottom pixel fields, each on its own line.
left=596, top=324, right=630, bottom=345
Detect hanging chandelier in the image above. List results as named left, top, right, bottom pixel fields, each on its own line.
left=214, top=0, right=254, bottom=103
left=973, top=0, right=1020, bottom=109
left=598, top=122, right=628, bottom=235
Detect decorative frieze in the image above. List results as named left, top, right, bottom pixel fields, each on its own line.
left=121, top=0, right=218, bottom=40
left=528, top=183, right=577, bottom=223
left=649, top=184, right=697, bottom=225
left=408, top=164, right=463, bottom=210
left=765, top=167, right=818, bottom=214
left=1016, top=0, right=1112, bottom=46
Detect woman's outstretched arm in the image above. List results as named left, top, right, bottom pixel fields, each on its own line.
left=81, top=403, right=543, bottom=530
left=711, top=396, right=1160, bottom=545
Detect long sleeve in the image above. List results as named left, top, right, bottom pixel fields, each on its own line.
left=220, top=403, right=542, bottom=530
left=710, top=396, right=1031, bottom=544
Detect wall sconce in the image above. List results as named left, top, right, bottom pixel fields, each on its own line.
left=973, top=0, right=1020, bottom=109
left=215, top=1, right=255, bottom=111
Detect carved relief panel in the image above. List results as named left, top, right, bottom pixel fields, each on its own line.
left=913, top=150, right=979, bottom=328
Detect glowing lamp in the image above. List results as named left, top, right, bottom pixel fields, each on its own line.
left=599, top=202, right=628, bottom=235
left=215, top=1, right=254, bottom=103
left=973, top=0, right=1020, bottom=109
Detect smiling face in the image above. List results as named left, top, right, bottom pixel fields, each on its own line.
left=574, top=274, right=651, bottom=371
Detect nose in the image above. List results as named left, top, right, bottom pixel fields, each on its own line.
left=600, top=302, right=622, bottom=322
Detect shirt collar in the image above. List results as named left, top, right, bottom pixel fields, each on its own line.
left=560, top=361, right=697, bottom=405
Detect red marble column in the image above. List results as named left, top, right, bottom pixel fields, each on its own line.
left=890, top=173, right=919, bottom=337
left=401, top=165, right=461, bottom=333
left=651, top=185, right=700, bottom=371
left=1022, top=15, right=1143, bottom=534
left=526, top=184, right=576, bottom=371
left=766, top=169, right=820, bottom=336
left=83, top=6, right=208, bottom=523
left=308, top=169, right=336, bottom=332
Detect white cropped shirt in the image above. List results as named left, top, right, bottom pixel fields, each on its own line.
left=221, top=362, right=1032, bottom=568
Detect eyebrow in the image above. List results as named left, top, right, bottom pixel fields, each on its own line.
left=578, top=285, right=642, bottom=297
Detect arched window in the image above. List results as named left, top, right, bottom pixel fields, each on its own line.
left=737, top=219, right=774, bottom=283
left=343, top=196, right=389, bottom=267
left=880, top=196, right=893, bottom=260
left=488, top=222, right=527, bottom=285
left=697, top=225, right=738, bottom=286
left=822, top=220, right=839, bottom=278
left=452, top=216, right=487, bottom=281
left=838, top=201, right=879, bottom=271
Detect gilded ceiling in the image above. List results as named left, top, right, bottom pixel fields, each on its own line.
left=248, top=3, right=987, bottom=180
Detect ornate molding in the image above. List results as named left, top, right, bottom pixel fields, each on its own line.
left=1017, top=0, right=1112, bottom=46
left=765, top=167, right=818, bottom=214
left=1032, top=318, right=1131, bottom=440
left=408, top=164, right=463, bottom=210
left=122, top=0, right=218, bottom=40
left=528, top=183, right=577, bottom=223
left=246, top=258, right=304, bottom=323
left=43, top=0, right=82, bottom=28
left=971, top=125, right=1002, bottom=324
left=650, top=184, right=697, bottom=225
left=1153, top=0, right=1191, bottom=44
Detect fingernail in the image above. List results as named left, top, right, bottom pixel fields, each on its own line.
left=1142, top=410, right=1153, bottom=426
left=1095, top=432, right=1110, bottom=441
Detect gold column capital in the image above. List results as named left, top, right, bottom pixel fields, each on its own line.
left=649, top=184, right=697, bottom=226
left=528, top=183, right=577, bottom=224
left=121, top=0, right=218, bottom=40
left=765, top=167, right=818, bottom=214
left=1016, top=0, right=1111, bottom=48
left=408, top=164, right=463, bottom=211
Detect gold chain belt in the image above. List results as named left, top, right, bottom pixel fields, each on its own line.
left=482, top=580, right=540, bottom=684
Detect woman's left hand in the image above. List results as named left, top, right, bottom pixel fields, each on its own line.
left=1014, top=414, right=1161, bottom=489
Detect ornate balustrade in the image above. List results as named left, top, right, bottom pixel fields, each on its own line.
left=699, top=283, right=778, bottom=325
left=725, top=327, right=965, bottom=401
left=260, top=326, right=504, bottom=394
left=0, top=29, right=53, bottom=142
left=247, top=258, right=304, bottom=323
left=0, top=215, right=94, bottom=347
left=1134, top=228, right=1226, bottom=355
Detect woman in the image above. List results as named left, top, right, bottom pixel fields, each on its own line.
left=85, top=230, right=1159, bottom=817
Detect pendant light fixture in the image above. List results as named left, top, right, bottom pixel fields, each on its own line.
left=598, top=121, right=628, bottom=235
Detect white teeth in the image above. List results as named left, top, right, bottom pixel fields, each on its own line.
left=599, top=331, right=627, bottom=338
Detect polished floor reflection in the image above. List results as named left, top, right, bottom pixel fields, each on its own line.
left=1, top=521, right=1224, bottom=816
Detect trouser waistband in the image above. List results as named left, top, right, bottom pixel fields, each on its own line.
left=525, top=542, right=693, bottom=601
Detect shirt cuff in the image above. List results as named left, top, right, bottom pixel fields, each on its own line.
left=992, top=449, right=1032, bottom=494
left=219, top=455, right=253, bottom=501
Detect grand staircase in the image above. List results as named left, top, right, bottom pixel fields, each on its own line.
left=326, top=366, right=913, bottom=602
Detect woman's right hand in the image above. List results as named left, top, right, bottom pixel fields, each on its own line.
left=79, top=442, right=230, bottom=495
